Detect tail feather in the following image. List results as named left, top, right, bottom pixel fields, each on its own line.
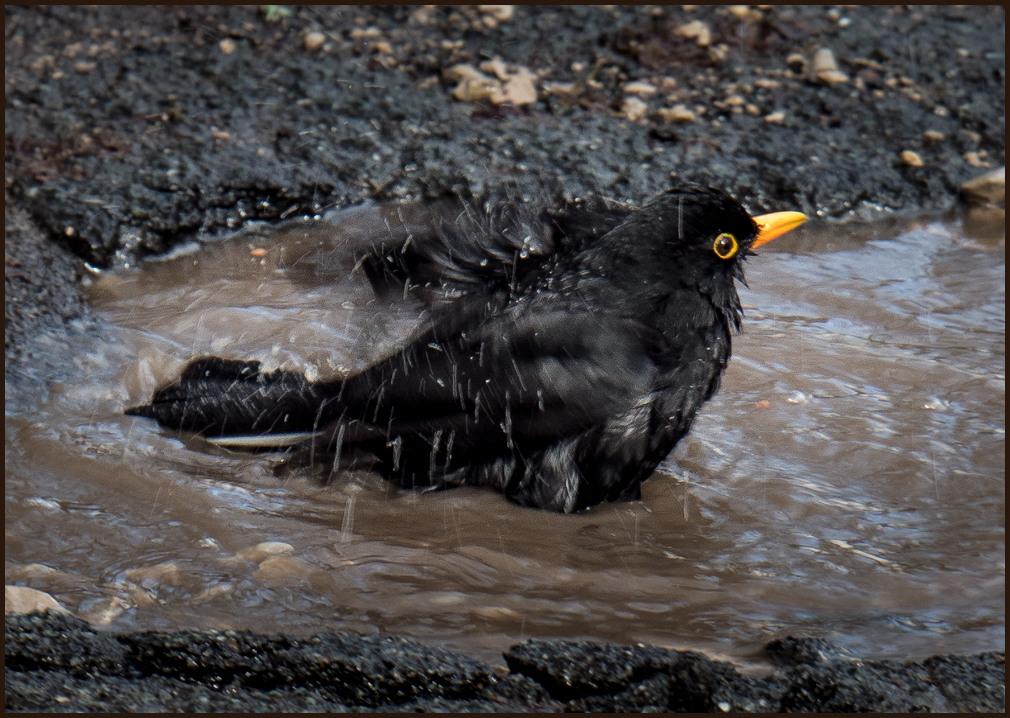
left=126, top=357, right=333, bottom=441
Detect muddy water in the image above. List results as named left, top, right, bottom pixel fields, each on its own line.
left=5, top=204, right=1004, bottom=666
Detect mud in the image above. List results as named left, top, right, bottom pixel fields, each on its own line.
left=4, top=5, right=1005, bottom=713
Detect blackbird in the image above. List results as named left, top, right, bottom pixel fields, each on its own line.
left=127, top=183, right=805, bottom=513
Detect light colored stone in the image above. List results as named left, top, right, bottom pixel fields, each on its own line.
left=542, top=81, right=576, bottom=97
left=479, top=57, right=511, bottom=82
left=786, top=52, right=807, bottom=72
left=707, top=44, right=730, bottom=63
left=961, top=166, right=1005, bottom=206
left=218, top=38, right=237, bottom=55
left=501, top=68, right=537, bottom=106
left=234, top=541, right=295, bottom=563
left=727, top=5, right=763, bottom=22
left=450, top=70, right=503, bottom=103
left=655, top=104, right=697, bottom=124
left=303, top=31, right=325, bottom=52
left=448, top=61, right=538, bottom=106
left=676, top=20, right=713, bottom=47
left=900, top=150, right=925, bottom=168
left=444, top=63, right=481, bottom=83
left=5, top=585, right=68, bottom=615
left=254, top=555, right=313, bottom=584
left=964, top=151, right=992, bottom=168
left=624, top=81, right=658, bottom=97
left=349, top=26, right=380, bottom=40
left=621, top=96, right=649, bottom=122
left=79, top=596, right=130, bottom=626
left=478, top=5, right=514, bottom=22
left=812, top=47, right=849, bottom=84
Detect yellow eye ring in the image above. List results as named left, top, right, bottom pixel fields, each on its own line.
left=713, top=233, right=738, bottom=260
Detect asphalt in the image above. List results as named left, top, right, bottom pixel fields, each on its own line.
left=5, top=612, right=1005, bottom=712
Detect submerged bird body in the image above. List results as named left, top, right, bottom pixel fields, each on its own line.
left=128, top=184, right=805, bottom=512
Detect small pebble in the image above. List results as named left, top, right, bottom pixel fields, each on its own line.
left=349, top=26, right=380, bottom=40
left=450, top=71, right=502, bottom=103
left=960, top=166, right=1005, bottom=206
left=786, top=53, right=807, bottom=73
left=303, top=31, right=325, bottom=52
left=235, top=541, right=295, bottom=563
left=5, top=585, right=68, bottom=615
left=621, top=96, right=649, bottom=122
left=254, top=555, right=313, bottom=584
left=900, top=150, right=924, bottom=167
left=727, top=5, right=762, bottom=22
left=218, top=38, right=237, bottom=55
left=478, top=5, right=514, bottom=22
left=964, top=151, right=992, bottom=168
left=624, top=81, right=658, bottom=97
left=541, top=81, right=576, bottom=97
left=676, top=20, right=713, bottom=47
left=654, top=104, right=697, bottom=124
left=501, top=68, right=537, bottom=106
left=764, top=110, right=787, bottom=124
left=812, top=48, right=849, bottom=84
left=923, top=130, right=945, bottom=142
left=479, top=57, right=510, bottom=82
left=79, top=596, right=130, bottom=626
left=707, top=44, right=730, bottom=63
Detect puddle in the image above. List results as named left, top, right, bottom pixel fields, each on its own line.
left=5, top=202, right=1004, bottom=666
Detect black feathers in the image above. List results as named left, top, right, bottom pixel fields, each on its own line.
left=128, top=182, right=778, bottom=513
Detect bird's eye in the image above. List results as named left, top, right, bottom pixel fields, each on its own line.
left=712, top=233, right=738, bottom=260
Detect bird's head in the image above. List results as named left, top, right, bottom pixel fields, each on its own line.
left=634, top=184, right=807, bottom=326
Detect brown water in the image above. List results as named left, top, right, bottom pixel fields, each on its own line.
left=5, top=203, right=1004, bottom=667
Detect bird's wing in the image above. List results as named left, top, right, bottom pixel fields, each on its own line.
left=358, top=197, right=555, bottom=302
left=335, top=309, right=660, bottom=446
left=357, top=194, right=633, bottom=307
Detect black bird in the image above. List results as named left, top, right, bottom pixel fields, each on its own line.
left=127, top=183, right=805, bottom=513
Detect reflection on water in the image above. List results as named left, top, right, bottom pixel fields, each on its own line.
left=4, top=203, right=1004, bottom=665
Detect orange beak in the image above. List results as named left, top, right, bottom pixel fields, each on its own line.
left=751, top=211, right=808, bottom=249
